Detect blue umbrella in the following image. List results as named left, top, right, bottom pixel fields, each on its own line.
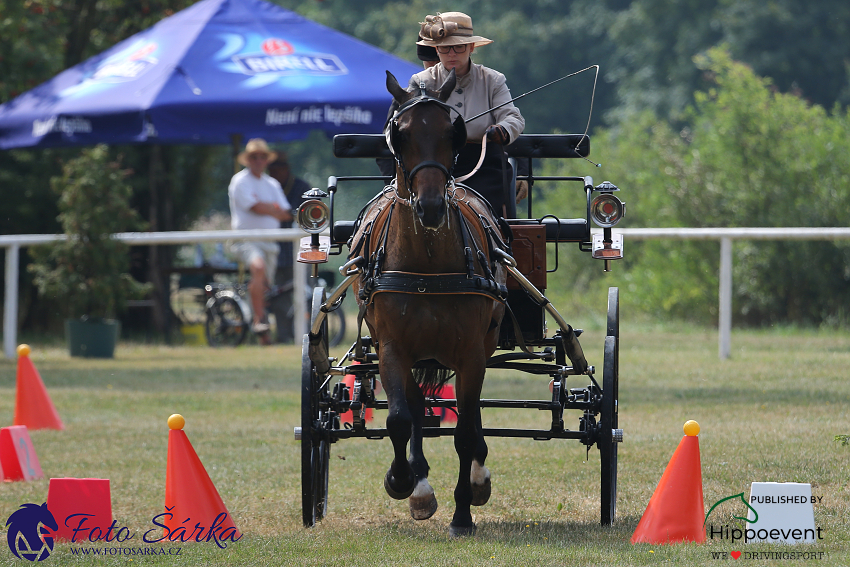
left=0, top=0, right=421, bottom=149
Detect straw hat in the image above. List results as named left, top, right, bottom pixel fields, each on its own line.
left=237, top=138, right=277, bottom=166
left=416, top=12, right=492, bottom=48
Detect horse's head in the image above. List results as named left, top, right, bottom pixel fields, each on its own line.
left=386, top=70, right=467, bottom=229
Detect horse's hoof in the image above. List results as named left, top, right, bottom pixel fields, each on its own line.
left=448, top=523, right=476, bottom=538
left=409, top=492, right=438, bottom=520
left=384, top=469, right=415, bottom=500
left=470, top=477, right=491, bottom=506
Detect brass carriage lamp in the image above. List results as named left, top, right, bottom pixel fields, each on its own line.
left=296, top=187, right=332, bottom=274
left=590, top=181, right=625, bottom=272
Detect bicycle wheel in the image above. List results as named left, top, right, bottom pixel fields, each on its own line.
left=205, top=293, right=249, bottom=347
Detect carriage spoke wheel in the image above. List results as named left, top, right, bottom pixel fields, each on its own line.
left=599, top=287, right=620, bottom=526
left=311, top=287, right=330, bottom=353
left=301, top=334, right=331, bottom=527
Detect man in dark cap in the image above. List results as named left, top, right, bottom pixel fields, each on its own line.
left=267, top=153, right=310, bottom=344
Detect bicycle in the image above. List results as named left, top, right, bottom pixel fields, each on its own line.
left=203, top=272, right=346, bottom=347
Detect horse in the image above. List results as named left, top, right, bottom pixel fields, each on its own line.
left=349, top=69, right=509, bottom=536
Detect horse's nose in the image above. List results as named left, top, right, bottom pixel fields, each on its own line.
left=414, top=195, right=446, bottom=229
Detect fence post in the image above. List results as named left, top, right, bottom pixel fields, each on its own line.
left=719, top=237, right=732, bottom=360
left=4, top=244, right=20, bottom=359
left=293, top=251, right=308, bottom=340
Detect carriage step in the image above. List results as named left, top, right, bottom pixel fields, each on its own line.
left=612, top=428, right=624, bottom=443
left=294, top=426, right=302, bottom=441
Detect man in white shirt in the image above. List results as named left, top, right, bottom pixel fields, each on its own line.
left=228, top=138, right=293, bottom=341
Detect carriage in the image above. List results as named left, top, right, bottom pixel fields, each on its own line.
left=292, top=71, right=625, bottom=534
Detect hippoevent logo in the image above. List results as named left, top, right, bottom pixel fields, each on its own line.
left=231, top=36, right=347, bottom=76
left=6, top=503, right=241, bottom=560
left=5, top=503, right=57, bottom=561
left=704, top=492, right=825, bottom=544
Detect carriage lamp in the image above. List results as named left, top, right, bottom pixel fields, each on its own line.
left=590, top=181, right=625, bottom=271
left=298, top=199, right=330, bottom=234
left=297, top=192, right=331, bottom=268
left=590, top=192, right=624, bottom=228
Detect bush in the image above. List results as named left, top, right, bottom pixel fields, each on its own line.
left=537, top=48, right=850, bottom=327
left=29, top=145, right=150, bottom=320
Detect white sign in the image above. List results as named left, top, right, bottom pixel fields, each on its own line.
left=747, top=482, right=819, bottom=544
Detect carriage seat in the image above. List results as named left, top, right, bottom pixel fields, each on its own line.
left=332, top=133, right=591, bottom=159
left=330, top=134, right=591, bottom=246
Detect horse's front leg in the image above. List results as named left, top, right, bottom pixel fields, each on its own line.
left=406, top=377, right=438, bottom=520
left=380, top=346, right=416, bottom=500
left=449, top=365, right=488, bottom=537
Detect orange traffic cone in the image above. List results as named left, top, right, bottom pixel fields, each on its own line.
left=631, top=420, right=705, bottom=544
left=433, top=383, right=457, bottom=424
left=163, top=414, right=241, bottom=543
left=14, top=345, right=64, bottom=430
left=340, top=362, right=375, bottom=426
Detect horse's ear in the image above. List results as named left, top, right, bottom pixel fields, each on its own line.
left=437, top=69, right=457, bottom=102
left=386, top=70, right=408, bottom=104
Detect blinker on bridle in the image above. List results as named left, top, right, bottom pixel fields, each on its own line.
left=386, top=82, right=467, bottom=196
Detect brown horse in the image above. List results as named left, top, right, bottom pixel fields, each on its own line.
left=349, top=70, right=508, bottom=536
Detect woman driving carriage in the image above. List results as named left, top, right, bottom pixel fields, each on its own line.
left=408, top=12, right=527, bottom=218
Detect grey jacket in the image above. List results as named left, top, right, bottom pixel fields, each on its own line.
left=409, top=61, right=525, bottom=144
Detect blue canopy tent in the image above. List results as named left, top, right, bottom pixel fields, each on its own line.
left=0, top=0, right=420, bottom=148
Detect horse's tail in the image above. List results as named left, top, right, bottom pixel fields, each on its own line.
left=412, top=359, right=454, bottom=396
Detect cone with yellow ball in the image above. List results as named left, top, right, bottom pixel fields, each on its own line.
left=14, top=344, right=64, bottom=430
left=630, top=420, right=705, bottom=544
left=163, top=414, right=240, bottom=541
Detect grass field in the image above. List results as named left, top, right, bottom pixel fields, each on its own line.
left=1, top=324, right=848, bottom=566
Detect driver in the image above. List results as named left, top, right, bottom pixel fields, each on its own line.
left=409, top=11, right=527, bottom=217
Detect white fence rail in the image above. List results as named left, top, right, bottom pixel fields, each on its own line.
left=3, top=227, right=850, bottom=359
left=617, top=227, right=850, bottom=359
left=1, top=229, right=308, bottom=359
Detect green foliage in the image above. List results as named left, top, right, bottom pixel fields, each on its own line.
left=28, top=145, right=151, bottom=319
left=541, top=48, right=850, bottom=326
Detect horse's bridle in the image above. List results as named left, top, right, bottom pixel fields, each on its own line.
left=384, top=83, right=467, bottom=196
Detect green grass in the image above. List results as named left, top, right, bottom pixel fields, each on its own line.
left=1, top=326, right=848, bottom=566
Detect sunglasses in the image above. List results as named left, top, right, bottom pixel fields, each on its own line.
left=248, top=153, right=269, bottom=161
left=436, top=44, right=469, bottom=54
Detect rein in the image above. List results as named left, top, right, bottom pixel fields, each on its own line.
left=454, top=134, right=487, bottom=183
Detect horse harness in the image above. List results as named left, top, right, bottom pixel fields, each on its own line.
left=385, top=83, right=468, bottom=195
left=348, top=186, right=510, bottom=305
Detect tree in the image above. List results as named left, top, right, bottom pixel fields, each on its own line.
left=541, top=48, right=850, bottom=326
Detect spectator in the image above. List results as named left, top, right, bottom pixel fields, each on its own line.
left=228, top=138, right=292, bottom=344
left=267, top=153, right=310, bottom=344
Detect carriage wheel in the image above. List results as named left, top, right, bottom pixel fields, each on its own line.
left=311, top=287, right=330, bottom=352
left=599, top=287, right=620, bottom=526
left=607, top=287, right=619, bottom=340
left=205, top=295, right=248, bottom=347
left=301, top=333, right=330, bottom=527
